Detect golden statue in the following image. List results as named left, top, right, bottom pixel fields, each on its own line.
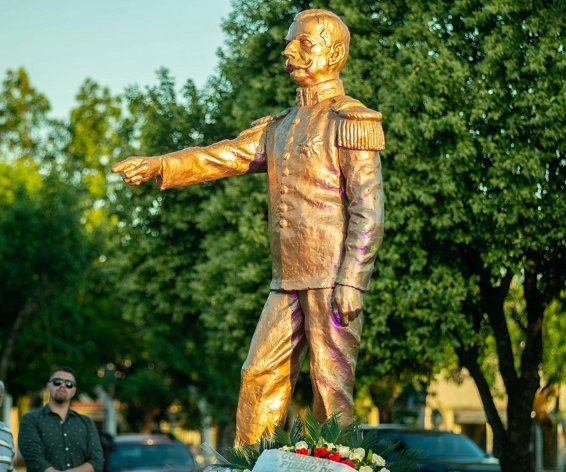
left=112, top=9, right=385, bottom=446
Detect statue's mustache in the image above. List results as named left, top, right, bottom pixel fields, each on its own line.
left=285, top=58, right=313, bottom=72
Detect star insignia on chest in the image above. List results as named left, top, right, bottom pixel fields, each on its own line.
left=298, top=135, right=323, bottom=159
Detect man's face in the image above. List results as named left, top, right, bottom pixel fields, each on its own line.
left=47, top=371, right=77, bottom=404
left=284, top=17, right=336, bottom=87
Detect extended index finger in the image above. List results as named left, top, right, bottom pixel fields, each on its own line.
left=112, top=158, right=139, bottom=173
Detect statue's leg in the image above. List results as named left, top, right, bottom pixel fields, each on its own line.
left=301, top=288, right=363, bottom=427
left=235, top=290, right=307, bottom=446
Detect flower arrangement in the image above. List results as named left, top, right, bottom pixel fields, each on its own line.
left=278, top=439, right=390, bottom=471
left=204, top=409, right=418, bottom=472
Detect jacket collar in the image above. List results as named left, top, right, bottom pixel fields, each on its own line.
left=41, top=404, right=77, bottom=417
left=296, top=79, right=345, bottom=107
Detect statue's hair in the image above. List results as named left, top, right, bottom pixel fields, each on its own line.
left=294, top=9, right=350, bottom=59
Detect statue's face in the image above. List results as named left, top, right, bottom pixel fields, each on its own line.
left=284, top=16, right=338, bottom=87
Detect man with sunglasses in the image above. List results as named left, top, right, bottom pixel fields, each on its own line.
left=18, top=367, right=103, bottom=472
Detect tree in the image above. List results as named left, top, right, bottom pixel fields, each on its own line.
left=109, top=69, right=225, bottom=432
left=191, top=3, right=566, bottom=470
left=107, top=2, right=564, bottom=467
left=0, top=171, right=95, bottom=385
left=64, top=79, right=125, bottom=230
left=0, top=68, right=54, bottom=165
left=333, top=1, right=565, bottom=471
left=0, top=69, right=134, bottom=400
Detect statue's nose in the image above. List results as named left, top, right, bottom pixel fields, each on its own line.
left=284, top=42, right=296, bottom=59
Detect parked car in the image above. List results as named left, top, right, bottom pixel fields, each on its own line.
left=361, top=425, right=502, bottom=472
left=101, top=434, right=198, bottom=472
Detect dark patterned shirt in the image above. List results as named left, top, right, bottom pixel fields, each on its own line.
left=18, top=406, right=103, bottom=472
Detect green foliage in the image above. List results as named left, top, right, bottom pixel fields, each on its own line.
left=0, top=68, right=132, bottom=402
left=0, top=68, right=54, bottom=163
left=1, top=3, right=560, bottom=466
left=0, top=170, right=97, bottom=390
left=108, top=69, right=233, bottom=429
left=191, top=176, right=271, bottom=363
left=542, top=296, right=566, bottom=385
left=103, top=2, right=564, bottom=456
left=189, top=1, right=565, bottom=467
left=330, top=0, right=564, bottom=468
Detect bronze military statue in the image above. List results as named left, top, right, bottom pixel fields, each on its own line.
left=113, top=9, right=385, bottom=446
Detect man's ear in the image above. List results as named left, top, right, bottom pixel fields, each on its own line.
left=328, top=41, right=346, bottom=67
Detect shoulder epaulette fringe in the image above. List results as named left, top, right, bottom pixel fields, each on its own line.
left=335, top=106, right=385, bottom=151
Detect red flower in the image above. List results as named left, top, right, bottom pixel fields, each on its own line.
left=314, top=447, right=329, bottom=458
left=327, top=452, right=342, bottom=462
left=294, top=448, right=309, bottom=455
left=341, top=459, right=356, bottom=469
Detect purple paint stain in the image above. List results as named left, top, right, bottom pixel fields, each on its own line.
left=248, top=152, right=267, bottom=173
left=316, top=179, right=338, bottom=191
left=331, top=312, right=343, bottom=328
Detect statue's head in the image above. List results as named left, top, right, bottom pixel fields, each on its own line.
left=284, top=9, right=350, bottom=87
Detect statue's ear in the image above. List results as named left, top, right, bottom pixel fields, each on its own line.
left=328, top=41, right=346, bottom=67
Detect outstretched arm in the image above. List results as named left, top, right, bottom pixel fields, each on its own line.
left=112, top=119, right=270, bottom=189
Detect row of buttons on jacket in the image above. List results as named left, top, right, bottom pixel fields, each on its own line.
left=278, top=115, right=303, bottom=229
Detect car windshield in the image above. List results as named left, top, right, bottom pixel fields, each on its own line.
left=109, top=443, right=194, bottom=470
left=397, top=432, right=487, bottom=460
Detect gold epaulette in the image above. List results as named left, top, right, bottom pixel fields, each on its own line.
left=250, top=108, right=292, bottom=128
left=333, top=103, right=385, bottom=151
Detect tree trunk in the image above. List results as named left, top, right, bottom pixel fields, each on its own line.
left=0, top=297, right=37, bottom=379
left=377, top=395, right=396, bottom=424
left=499, top=392, right=536, bottom=472
left=369, top=377, right=402, bottom=424
left=460, top=258, right=544, bottom=472
left=139, top=407, right=160, bottom=433
left=215, top=420, right=236, bottom=455
left=533, top=384, right=560, bottom=469
left=499, top=259, right=546, bottom=472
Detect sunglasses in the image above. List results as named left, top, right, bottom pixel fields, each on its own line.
left=50, top=378, right=76, bottom=389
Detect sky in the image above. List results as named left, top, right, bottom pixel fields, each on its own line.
left=1, top=0, right=234, bottom=119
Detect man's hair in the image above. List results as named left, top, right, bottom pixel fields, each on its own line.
left=0, top=380, right=4, bottom=393
left=49, top=366, right=77, bottom=383
left=294, top=9, right=350, bottom=68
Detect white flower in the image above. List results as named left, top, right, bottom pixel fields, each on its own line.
left=280, top=445, right=292, bottom=451
left=337, top=445, right=351, bottom=456
left=243, top=470, right=252, bottom=472
left=349, top=447, right=366, bottom=461
left=359, top=466, right=373, bottom=472
left=295, top=440, right=309, bottom=450
left=371, top=454, right=386, bottom=466
left=380, top=468, right=390, bottom=472
left=325, top=442, right=335, bottom=450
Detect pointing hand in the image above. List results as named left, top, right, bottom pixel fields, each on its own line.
left=111, top=156, right=162, bottom=186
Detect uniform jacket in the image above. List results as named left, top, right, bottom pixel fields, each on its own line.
left=157, top=79, right=385, bottom=291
